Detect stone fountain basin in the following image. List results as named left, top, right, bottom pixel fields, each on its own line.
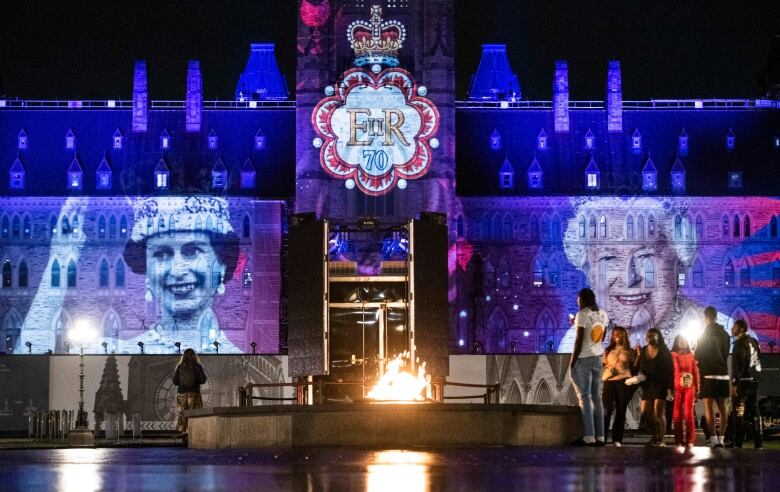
left=185, top=403, right=582, bottom=449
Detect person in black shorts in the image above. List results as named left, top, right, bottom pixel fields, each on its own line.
left=627, top=328, right=674, bottom=446
left=694, top=306, right=731, bottom=447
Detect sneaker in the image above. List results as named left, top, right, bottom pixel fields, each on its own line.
left=614, top=442, right=622, bottom=447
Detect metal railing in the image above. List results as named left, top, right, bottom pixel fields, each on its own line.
left=456, top=98, right=777, bottom=110
left=0, top=99, right=296, bottom=110
left=239, top=379, right=501, bottom=406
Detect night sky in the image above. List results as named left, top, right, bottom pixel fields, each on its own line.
left=0, top=1, right=777, bottom=101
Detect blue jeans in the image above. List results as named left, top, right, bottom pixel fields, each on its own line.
left=570, top=355, right=605, bottom=440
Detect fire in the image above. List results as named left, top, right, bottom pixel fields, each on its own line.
left=367, top=352, right=430, bottom=402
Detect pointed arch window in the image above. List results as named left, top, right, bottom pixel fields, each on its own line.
left=722, top=215, right=730, bottom=238
left=637, top=215, right=645, bottom=240
left=733, top=215, right=740, bottom=238
left=551, top=215, right=561, bottom=240
left=674, top=215, right=682, bottom=239
left=599, top=215, right=607, bottom=238
left=490, top=129, right=502, bottom=150
left=199, top=312, right=219, bottom=350
left=61, top=216, right=70, bottom=235
left=51, top=259, right=61, bottom=287
left=17, top=129, right=28, bottom=150
left=98, top=216, right=106, bottom=239
left=530, top=215, right=539, bottom=240
left=648, top=215, right=655, bottom=237
left=23, top=216, right=31, bottom=239
left=11, top=216, right=20, bottom=239
left=1, top=216, right=8, bottom=239
left=169, top=215, right=176, bottom=237
left=50, top=216, right=58, bottom=238
left=740, top=262, right=751, bottom=287
left=695, top=215, right=703, bottom=240
left=578, top=216, right=586, bottom=238
left=115, top=259, right=125, bottom=288
left=4, top=312, right=22, bottom=353
left=18, top=261, right=28, bottom=288
left=119, top=215, right=128, bottom=238
left=724, top=259, right=735, bottom=287
left=103, top=311, right=121, bottom=353
left=67, top=260, right=77, bottom=288
left=743, top=216, right=750, bottom=238
left=487, top=309, right=508, bottom=353
left=644, top=259, right=655, bottom=288
left=71, top=216, right=79, bottom=236
left=109, top=215, right=117, bottom=238
left=2, top=261, right=11, bottom=288
left=541, top=217, right=549, bottom=240
left=99, top=259, right=109, bottom=288
left=533, top=257, right=544, bottom=287
left=549, top=259, right=560, bottom=287
left=498, top=257, right=511, bottom=288
left=692, top=258, right=704, bottom=288
left=626, top=215, right=634, bottom=240
left=589, top=216, right=597, bottom=238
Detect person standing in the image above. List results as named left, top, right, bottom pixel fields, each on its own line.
left=570, top=288, right=609, bottom=446
left=602, top=326, right=637, bottom=447
left=694, top=306, right=731, bottom=447
left=671, top=335, right=699, bottom=448
left=730, top=319, right=763, bottom=449
left=628, top=328, right=674, bottom=446
left=173, top=348, right=207, bottom=436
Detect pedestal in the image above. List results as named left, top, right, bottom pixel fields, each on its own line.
left=68, top=428, right=95, bottom=447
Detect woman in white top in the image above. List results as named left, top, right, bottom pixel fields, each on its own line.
left=569, top=287, right=609, bottom=446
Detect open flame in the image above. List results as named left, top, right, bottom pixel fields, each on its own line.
left=367, top=352, right=430, bottom=402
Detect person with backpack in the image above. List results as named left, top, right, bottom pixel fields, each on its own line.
left=730, top=319, right=763, bottom=449
left=173, top=348, right=207, bottom=435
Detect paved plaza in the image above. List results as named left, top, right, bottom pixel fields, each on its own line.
left=0, top=445, right=776, bottom=491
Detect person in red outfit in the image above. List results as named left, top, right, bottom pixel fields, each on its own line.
left=671, top=334, right=700, bottom=448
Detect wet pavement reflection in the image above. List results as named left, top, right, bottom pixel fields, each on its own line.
left=0, top=446, right=777, bottom=491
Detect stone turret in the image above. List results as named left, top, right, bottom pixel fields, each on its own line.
left=467, top=44, right=521, bottom=101
left=132, top=61, right=148, bottom=132
left=235, top=43, right=289, bottom=101
left=553, top=61, right=569, bottom=132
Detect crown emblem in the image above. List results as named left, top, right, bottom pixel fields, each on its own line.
left=347, top=5, right=406, bottom=67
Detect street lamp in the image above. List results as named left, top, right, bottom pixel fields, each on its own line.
left=68, top=318, right=96, bottom=447
left=174, top=341, right=181, bottom=355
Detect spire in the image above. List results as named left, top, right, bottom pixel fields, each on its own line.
left=553, top=60, right=569, bottom=132
left=186, top=61, right=203, bottom=132
left=606, top=61, right=622, bottom=133
left=132, top=61, right=148, bottom=132
left=235, top=43, right=289, bottom=101
left=468, top=44, right=521, bottom=101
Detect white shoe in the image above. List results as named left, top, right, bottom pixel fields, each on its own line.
left=614, top=442, right=622, bottom=447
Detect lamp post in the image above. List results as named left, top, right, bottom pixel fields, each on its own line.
left=68, top=318, right=96, bottom=447
left=174, top=341, right=181, bottom=355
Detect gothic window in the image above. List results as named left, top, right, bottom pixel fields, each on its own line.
left=109, top=215, right=117, bottom=238
left=2, top=261, right=11, bottom=288
left=695, top=215, right=703, bottom=240
left=207, top=129, right=218, bottom=150
left=4, top=311, right=22, bottom=353
left=530, top=215, right=539, bottom=240
left=51, top=259, right=61, bottom=287
left=65, top=129, right=76, bottom=150
left=733, top=215, right=740, bottom=238
left=99, top=259, right=109, bottom=288
left=146, top=218, right=153, bottom=238
left=537, top=128, right=548, bottom=150
left=243, top=215, right=251, bottom=239
left=158, top=216, right=165, bottom=236
left=584, top=129, right=595, bottom=149
left=743, top=215, right=750, bottom=238
left=674, top=215, right=682, bottom=239
left=160, top=129, right=171, bottom=150
left=12, top=216, right=20, bottom=239
left=740, top=262, right=751, bottom=287
left=98, top=216, right=106, bottom=239
left=626, top=215, right=634, bottom=240
left=169, top=215, right=176, bottom=237
left=551, top=215, right=561, bottom=239
left=693, top=258, right=704, bottom=288
left=71, top=216, right=79, bottom=235
left=637, top=215, right=645, bottom=240
left=67, top=260, right=77, bottom=288
left=119, top=215, right=128, bottom=238
left=724, top=259, right=735, bottom=287
left=199, top=311, right=219, bottom=350
left=644, top=259, right=655, bottom=288
left=578, top=216, right=585, bottom=238
left=255, top=129, right=266, bottom=150
left=648, top=215, right=655, bottom=237
left=533, top=257, right=544, bottom=287
left=1, top=216, right=8, bottom=239
left=632, top=129, right=642, bottom=151
left=678, top=129, right=688, bottom=156
left=50, top=216, right=57, bottom=237
left=541, top=217, right=549, bottom=240
left=103, top=311, right=121, bottom=353
left=722, top=215, right=730, bottom=238
left=205, top=216, right=213, bottom=233
left=113, top=129, right=123, bottom=150
left=17, top=129, right=28, bottom=150
left=503, top=215, right=512, bottom=241
left=599, top=215, right=607, bottom=238
left=195, top=215, right=203, bottom=231
left=490, top=129, right=502, bottom=150
left=115, top=259, right=125, bottom=288
left=241, top=160, right=256, bottom=189
left=549, top=259, right=560, bottom=287
left=683, top=215, right=691, bottom=240
left=589, top=216, right=597, bottom=238
left=61, top=216, right=70, bottom=235
left=487, top=309, right=508, bottom=353
left=498, top=257, right=511, bottom=288
left=23, top=216, right=31, bottom=239
left=18, top=260, right=28, bottom=288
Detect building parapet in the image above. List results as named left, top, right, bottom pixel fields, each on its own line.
left=0, top=99, right=297, bottom=110
left=455, top=99, right=779, bottom=110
